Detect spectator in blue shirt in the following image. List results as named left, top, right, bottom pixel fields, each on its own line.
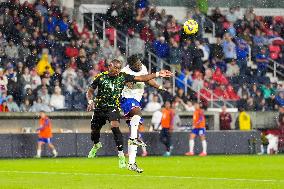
left=176, top=69, right=193, bottom=91
left=135, top=0, right=149, bottom=9
left=236, top=39, right=249, bottom=75
left=255, top=48, right=269, bottom=76
left=227, top=22, right=236, bottom=38
left=57, top=17, right=69, bottom=33
left=44, top=16, right=57, bottom=34
left=276, top=92, right=284, bottom=107
left=222, top=33, right=236, bottom=62
left=253, top=29, right=266, bottom=46
left=152, top=36, right=170, bottom=59
left=35, top=0, right=48, bottom=16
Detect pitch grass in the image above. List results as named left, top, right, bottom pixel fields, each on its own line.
left=0, top=155, right=284, bottom=189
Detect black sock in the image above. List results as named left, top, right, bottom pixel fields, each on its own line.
left=111, top=127, right=124, bottom=151
left=91, top=129, right=100, bottom=144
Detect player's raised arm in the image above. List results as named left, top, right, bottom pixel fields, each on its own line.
left=132, top=70, right=173, bottom=82
left=147, top=79, right=166, bottom=91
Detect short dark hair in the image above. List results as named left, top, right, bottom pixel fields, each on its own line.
left=127, top=54, right=140, bottom=67
left=110, top=59, right=122, bottom=65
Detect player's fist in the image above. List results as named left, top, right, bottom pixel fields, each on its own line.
left=159, top=70, right=173, bottom=77
left=87, top=100, right=95, bottom=111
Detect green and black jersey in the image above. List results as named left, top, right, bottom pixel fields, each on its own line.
left=90, top=71, right=135, bottom=110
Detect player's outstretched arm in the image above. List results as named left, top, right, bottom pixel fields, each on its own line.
left=147, top=79, right=166, bottom=91
left=133, top=70, right=173, bottom=82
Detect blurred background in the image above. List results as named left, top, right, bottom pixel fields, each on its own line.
left=0, top=0, right=283, bottom=157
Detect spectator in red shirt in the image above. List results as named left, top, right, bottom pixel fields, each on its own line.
left=212, top=68, right=229, bottom=85
left=140, top=22, right=154, bottom=43
left=65, top=40, right=79, bottom=58
left=214, top=85, right=227, bottom=99
left=225, top=85, right=240, bottom=100
left=219, top=106, right=232, bottom=130
left=0, top=100, right=9, bottom=112
left=80, top=26, right=90, bottom=39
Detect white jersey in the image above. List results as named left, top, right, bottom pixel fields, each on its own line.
left=121, top=65, right=148, bottom=102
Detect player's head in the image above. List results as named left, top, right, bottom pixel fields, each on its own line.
left=39, top=111, right=46, bottom=118
left=152, top=95, right=159, bottom=102
left=164, top=101, right=171, bottom=109
left=222, top=105, right=227, bottom=112
left=127, top=54, right=142, bottom=72
left=108, top=59, right=122, bottom=76
left=194, top=102, right=200, bottom=109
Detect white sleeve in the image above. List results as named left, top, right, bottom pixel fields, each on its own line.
left=120, top=67, right=127, bottom=73
left=141, top=65, right=148, bottom=75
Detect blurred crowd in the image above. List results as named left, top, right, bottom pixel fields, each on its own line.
left=103, top=0, right=284, bottom=111
left=0, top=0, right=283, bottom=112
left=0, top=0, right=124, bottom=112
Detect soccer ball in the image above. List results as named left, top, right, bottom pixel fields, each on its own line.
left=183, top=19, right=198, bottom=35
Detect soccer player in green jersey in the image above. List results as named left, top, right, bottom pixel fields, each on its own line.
left=86, top=59, right=172, bottom=168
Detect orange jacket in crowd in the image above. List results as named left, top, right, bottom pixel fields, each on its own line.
left=38, top=116, right=53, bottom=138
left=161, top=108, right=175, bottom=129
left=193, top=108, right=205, bottom=129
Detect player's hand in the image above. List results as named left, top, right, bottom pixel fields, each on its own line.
left=87, top=101, right=95, bottom=111
left=159, top=70, right=173, bottom=77
left=158, top=85, right=167, bottom=91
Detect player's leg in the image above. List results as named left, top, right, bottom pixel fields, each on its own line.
left=122, top=99, right=146, bottom=147
left=108, top=108, right=126, bottom=168
left=160, top=128, right=167, bottom=148
left=138, top=130, right=147, bottom=157
left=121, top=99, right=144, bottom=173
left=88, top=110, right=105, bottom=158
left=126, top=119, right=144, bottom=173
left=199, top=129, right=207, bottom=156
left=163, top=128, right=171, bottom=156
left=110, top=120, right=126, bottom=168
left=47, top=139, right=58, bottom=157
left=127, top=108, right=142, bottom=163
left=36, top=140, right=44, bottom=158
left=185, top=131, right=196, bottom=156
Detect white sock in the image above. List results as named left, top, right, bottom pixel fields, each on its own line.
left=129, top=115, right=141, bottom=163
left=130, top=115, right=140, bottom=139
left=141, top=146, right=147, bottom=153
left=118, top=150, right=124, bottom=157
left=260, top=144, right=264, bottom=154
left=189, top=139, right=194, bottom=153
left=128, top=144, right=137, bottom=164
left=52, top=149, right=57, bottom=155
left=202, top=140, right=207, bottom=154
left=37, top=150, right=41, bottom=157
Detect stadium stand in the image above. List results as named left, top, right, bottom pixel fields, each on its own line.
left=0, top=0, right=283, bottom=113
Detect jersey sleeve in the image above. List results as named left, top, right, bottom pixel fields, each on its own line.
left=120, top=66, right=128, bottom=73
left=90, top=75, right=101, bottom=90
left=122, top=72, right=135, bottom=83
left=141, top=65, right=149, bottom=75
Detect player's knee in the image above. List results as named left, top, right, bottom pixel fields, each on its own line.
left=110, top=121, right=120, bottom=128
left=190, top=134, right=196, bottom=139
left=129, top=108, right=142, bottom=117
left=130, top=115, right=141, bottom=126
left=91, top=123, right=102, bottom=132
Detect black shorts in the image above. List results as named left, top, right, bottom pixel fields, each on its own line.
left=91, top=108, right=121, bottom=130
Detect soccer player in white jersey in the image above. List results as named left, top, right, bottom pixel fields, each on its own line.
left=120, top=55, right=165, bottom=173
